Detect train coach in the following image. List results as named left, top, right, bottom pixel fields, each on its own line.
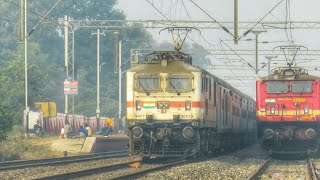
left=126, top=50, right=256, bottom=157
left=256, top=66, right=320, bottom=154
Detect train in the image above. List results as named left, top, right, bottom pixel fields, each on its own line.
left=126, top=50, right=256, bottom=158
left=256, top=65, right=320, bottom=154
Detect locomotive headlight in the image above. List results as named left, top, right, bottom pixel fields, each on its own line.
left=305, top=128, right=316, bottom=139
left=263, top=128, right=274, bottom=139
left=136, top=100, right=142, bottom=111
left=185, top=100, right=191, bottom=110
left=304, top=105, right=309, bottom=114
left=182, top=126, right=194, bottom=139
left=132, top=126, right=144, bottom=139
left=270, top=106, right=275, bottom=114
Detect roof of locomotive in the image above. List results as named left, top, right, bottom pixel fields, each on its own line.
left=127, top=50, right=201, bottom=73
left=259, top=66, right=320, bottom=81
left=128, top=50, right=255, bottom=103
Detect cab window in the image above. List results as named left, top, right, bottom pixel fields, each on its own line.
left=167, top=75, right=192, bottom=92
left=292, top=81, right=312, bottom=93
left=266, top=81, right=288, bottom=93
left=136, top=75, right=160, bottom=92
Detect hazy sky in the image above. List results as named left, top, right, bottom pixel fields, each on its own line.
left=116, top=0, right=320, bottom=98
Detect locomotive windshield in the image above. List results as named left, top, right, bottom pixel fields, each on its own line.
left=292, top=81, right=312, bottom=93
left=167, top=75, right=192, bottom=93
left=136, top=75, right=160, bottom=92
left=266, top=81, right=288, bottom=94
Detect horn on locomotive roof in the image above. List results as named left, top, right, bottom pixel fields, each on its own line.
left=273, top=45, right=308, bottom=69
left=159, top=27, right=200, bottom=51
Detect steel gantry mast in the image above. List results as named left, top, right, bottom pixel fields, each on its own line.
left=64, top=15, right=75, bottom=123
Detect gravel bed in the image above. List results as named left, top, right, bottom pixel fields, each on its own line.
left=260, top=160, right=308, bottom=179
left=136, top=144, right=269, bottom=180
left=0, top=156, right=140, bottom=180
left=76, top=163, right=161, bottom=180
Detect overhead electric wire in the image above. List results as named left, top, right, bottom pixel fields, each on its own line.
left=3, top=0, right=58, bottom=24
left=188, top=0, right=233, bottom=37
left=146, top=0, right=175, bottom=23
left=145, top=0, right=257, bottom=91
left=218, top=40, right=255, bottom=86
left=220, top=40, right=256, bottom=72
left=28, top=0, right=63, bottom=36
left=180, top=0, right=216, bottom=48
left=238, top=0, right=285, bottom=40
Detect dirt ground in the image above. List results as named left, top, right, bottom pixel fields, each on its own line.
left=3, top=133, right=128, bottom=160
left=25, top=136, right=87, bottom=158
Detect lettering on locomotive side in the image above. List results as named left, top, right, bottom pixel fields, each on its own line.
left=135, top=114, right=146, bottom=118
left=292, top=98, right=306, bottom=103
left=277, top=98, right=292, bottom=102
left=300, top=115, right=313, bottom=120
left=180, top=114, right=192, bottom=119
left=277, top=98, right=306, bottom=103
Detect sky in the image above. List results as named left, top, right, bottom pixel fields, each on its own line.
left=116, top=0, right=320, bottom=98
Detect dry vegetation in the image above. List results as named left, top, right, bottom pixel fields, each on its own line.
left=0, top=126, right=85, bottom=161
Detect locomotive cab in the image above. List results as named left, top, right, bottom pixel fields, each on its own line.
left=256, top=66, right=320, bottom=154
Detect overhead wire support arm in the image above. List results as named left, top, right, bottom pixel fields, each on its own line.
left=237, top=0, right=285, bottom=41
left=27, top=0, right=63, bottom=37
left=188, top=0, right=234, bottom=37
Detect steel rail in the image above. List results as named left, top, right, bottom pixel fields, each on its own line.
left=0, top=150, right=128, bottom=171
left=109, top=158, right=188, bottom=180
left=33, top=159, right=141, bottom=180
left=247, top=158, right=273, bottom=180
left=308, top=158, right=318, bottom=180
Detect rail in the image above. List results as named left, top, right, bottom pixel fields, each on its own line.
left=308, top=158, right=318, bottom=180
left=0, top=150, right=128, bottom=171
left=110, top=158, right=187, bottom=180
left=246, top=158, right=272, bottom=180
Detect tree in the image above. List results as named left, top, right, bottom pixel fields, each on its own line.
left=0, top=43, right=49, bottom=127
left=0, top=1, right=152, bottom=119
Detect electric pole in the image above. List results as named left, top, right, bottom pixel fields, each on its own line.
left=92, top=29, right=105, bottom=132
left=251, top=30, right=267, bottom=74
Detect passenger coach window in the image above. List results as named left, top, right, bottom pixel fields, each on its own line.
left=136, top=75, right=159, bottom=92
left=266, top=81, right=288, bottom=93
left=292, top=81, right=312, bottom=93
left=167, top=75, right=192, bottom=92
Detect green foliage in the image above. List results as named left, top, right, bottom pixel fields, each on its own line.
left=0, top=43, right=49, bottom=140
left=0, top=105, right=12, bottom=140
left=0, top=1, right=151, bottom=123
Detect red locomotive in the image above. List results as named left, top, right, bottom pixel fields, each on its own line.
left=256, top=65, right=320, bottom=154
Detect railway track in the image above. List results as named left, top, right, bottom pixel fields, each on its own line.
left=32, top=157, right=186, bottom=180
left=247, top=157, right=318, bottom=180
left=0, top=150, right=128, bottom=171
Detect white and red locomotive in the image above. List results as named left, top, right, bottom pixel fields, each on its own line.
left=126, top=50, right=256, bottom=157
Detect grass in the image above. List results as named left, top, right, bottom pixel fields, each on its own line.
left=0, top=125, right=62, bottom=161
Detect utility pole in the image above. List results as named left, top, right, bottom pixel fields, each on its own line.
left=114, top=32, right=119, bottom=73
left=64, top=15, right=69, bottom=122
left=92, top=29, right=105, bottom=132
left=234, top=0, right=238, bottom=44
left=118, top=40, right=122, bottom=121
left=23, top=0, right=29, bottom=138
left=265, top=55, right=278, bottom=75
left=251, top=30, right=267, bottom=74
